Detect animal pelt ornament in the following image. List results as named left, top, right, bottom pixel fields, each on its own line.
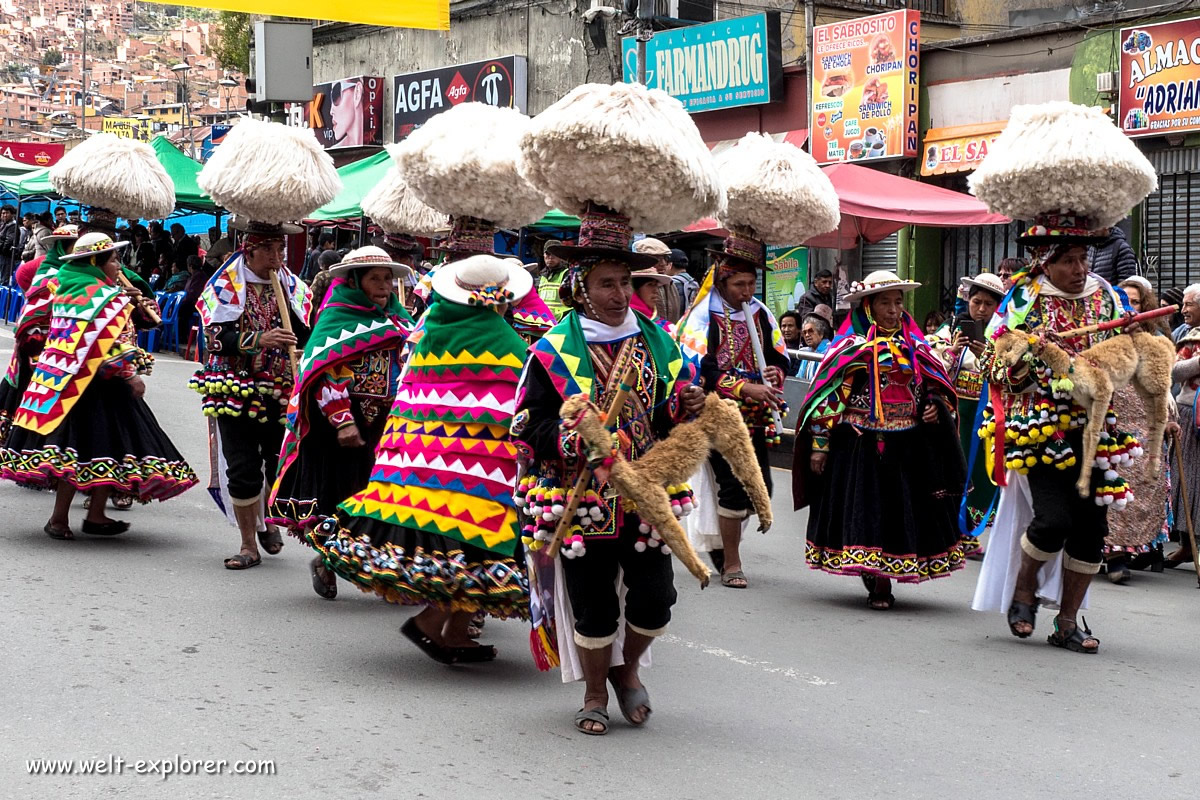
left=992, top=329, right=1174, bottom=497
left=559, top=393, right=773, bottom=588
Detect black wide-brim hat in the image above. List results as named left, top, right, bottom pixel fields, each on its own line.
left=544, top=203, right=657, bottom=270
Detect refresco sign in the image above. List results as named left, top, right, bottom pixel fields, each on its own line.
left=391, top=56, right=529, bottom=142
left=621, top=12, right=783, bottom=113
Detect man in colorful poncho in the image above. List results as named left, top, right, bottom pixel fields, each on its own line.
left=190, top=222, right=312, bottom=570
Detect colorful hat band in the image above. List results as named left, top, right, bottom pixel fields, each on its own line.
left=720, top=231, right=766, bottom=268
left=442, top=215, right=496, bottom=255
left=577, top=202, right=635, bottom=251
left=1022, top=212, right=1107, bottom=242
left=454, top=275, right=515, bottom=307
left=77, top=236, right=117, bottom=254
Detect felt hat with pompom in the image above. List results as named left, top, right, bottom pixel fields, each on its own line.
left=969, top=102, right=1157, bottom=246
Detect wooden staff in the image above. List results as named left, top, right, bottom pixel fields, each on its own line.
left=116, top=272, right=161, bottom=325
left=1171, top=431, right=1200, bottom=588
left=268, top=268, right=300, bottom=377
left=1059, top=304, right=1177, bottom=339
left=546, top=360, right=639, bottom=559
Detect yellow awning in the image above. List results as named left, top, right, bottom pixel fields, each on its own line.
left=920, top=121, right=1005, bottom=177
left=152, top=0, right=449, bottom=30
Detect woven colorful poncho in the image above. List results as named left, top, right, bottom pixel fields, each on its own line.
left=270, top=277, right=413, bottom=512
left=196, top=252, right=310, bottom=328
left=337, top=295, right=528, bottom=557
left=13, top=261, right=138, bottom=435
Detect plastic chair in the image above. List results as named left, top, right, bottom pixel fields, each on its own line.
left=160, top=292, right=185, bottom=354
left=7, top=289, right=23, bottom=323
left=0, top=286, right=10, bottom=324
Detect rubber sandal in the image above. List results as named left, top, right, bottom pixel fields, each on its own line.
left=861, top=574, right=894, bottom=610
left=310, top=556, right=337, bottom=600
left=721, top=569, right=748, bottom=589
left=1006, top=598, right=1039, bottom=638
left=613, top=685, right=652, bottom=727
left=257, top=528, right=284, bottom=556
left=1046, top=616, right=1099, bottom=654
left=224, top=553, right=261, bottom=570
left=574, top=707, right=610, bottom=736
left=81, top=519, right=130, bottom=536
left=1106, top=561, right=1131, bottom=585
left=450, top=644, right=497, bottom=663
left=709, top=549, right=725, bottom=575
left=44, top=523, right=73, bottom=540
left=467, top=611, right=486, bottom=638
left=400, top=617, right=457, bottom=665
left=111, top=494, right=135, bottom=510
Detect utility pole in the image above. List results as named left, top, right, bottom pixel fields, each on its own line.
left=79, top=7, right=87, bottom=134
left=627, top=0, right=655, bottom=85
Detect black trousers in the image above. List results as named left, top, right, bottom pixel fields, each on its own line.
left=560, top=517, right=677, bottom=644
left=1025, top=431, right=1109, bottom=566
left=217, top=407, right=285, bottom=501
left=709, top=427, right=772, bottom=516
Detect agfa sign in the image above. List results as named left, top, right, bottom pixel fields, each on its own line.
left=392, top=56, right=529, bottom=142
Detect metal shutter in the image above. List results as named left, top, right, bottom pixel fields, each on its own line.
left=861, top=232, right=899, bottom=273
left=1142, top=170, right=1200, bottom=292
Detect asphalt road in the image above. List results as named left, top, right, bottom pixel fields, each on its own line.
left=2, top=329, right=1199, bottom=800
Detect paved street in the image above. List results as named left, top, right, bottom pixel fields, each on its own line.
left=2, top=329, right=1199, bottom=800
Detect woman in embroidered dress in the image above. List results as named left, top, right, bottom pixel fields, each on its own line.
left=308, top=255, right=533, bottom=663
left=792, top=270, right=967, bottom=609
left=629, top=267, right=676, bottom=333
left=928, top=272, right=1006, bottom=556
left=1101, top=276, right=1172, bottom=582
left=0, top=233, right=197, bottom=538
left=268, top=246, right=413, bottom=599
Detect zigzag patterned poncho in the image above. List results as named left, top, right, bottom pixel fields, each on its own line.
left=13, top=261, right=138, bottom=435
left=336, top=295, right=528, bottom=557
left=271, top=277, right=413, bottom=503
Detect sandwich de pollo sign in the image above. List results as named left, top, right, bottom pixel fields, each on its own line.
left=1119, top=16, right=1200, bottom=137
left=811, top=10, right=921, bottom=164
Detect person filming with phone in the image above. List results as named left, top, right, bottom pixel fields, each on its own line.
left=928, top=271, right=1007, bottom=556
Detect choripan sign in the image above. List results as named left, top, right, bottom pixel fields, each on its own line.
left=621, top=12, right=783, bottom=114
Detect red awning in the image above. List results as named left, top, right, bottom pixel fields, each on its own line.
left=685, top=161, right=1009, bottom=246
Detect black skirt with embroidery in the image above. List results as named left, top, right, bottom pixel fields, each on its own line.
left=805, top=401, right=967, bottom=584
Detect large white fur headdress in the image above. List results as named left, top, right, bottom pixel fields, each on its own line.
left=361, top=156, right=448, bottom=237
left=391, top=103, right=549, bottom=229
left=198, top=118, right=342, bottom=224
left=716, top=132, right=840, bottom=244
left=49, top=133, right=175, bottom=220
left=518, top=82, right=722, bottom=232
left=969, top=102, right=1157, bottom=229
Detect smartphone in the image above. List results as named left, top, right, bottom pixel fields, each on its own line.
left=955, top=319, right=983, bottom=342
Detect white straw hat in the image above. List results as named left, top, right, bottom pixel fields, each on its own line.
left=843, top=270, right=920, bottom=303
left=327, top=245, right=415, bottom=281
left=430, top=254, right=533, bottom=308
left=60, top=231, right=129, bottom=261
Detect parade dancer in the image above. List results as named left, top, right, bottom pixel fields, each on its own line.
left=679, top=132, right=840, bottom=588
left=267, top=247, right=413, bottom=598
left=308, top=255, right=534, bottom=661
left=0, top=233, right=197, bottom=536
left=968, top=102, right=1161, bottom=653
left=793, top=270, right=967, bottom=609
left=515, top=81, right=720, bottom=735
left=191, top=119, right=340, bottom=570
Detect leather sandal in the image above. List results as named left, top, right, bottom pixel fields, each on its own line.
left=1006, top=598, right=1039, bottom=638
left=574, top=707, right=610, bottom=736
left=400, top=617, right=457, bottom=665
left=310, top=556, right=337, bottom=600
left=1047, top=616, right=1099, bottom=654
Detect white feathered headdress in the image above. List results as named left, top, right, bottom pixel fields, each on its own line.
left=49, top=133, right=175, bottom=220
left=198, top=118, right=342, bottom=224
left=969, top=102, right=1157, bottom=229
left=362, top=156, right=448, bottom=237
left=518, top=82, right=722, bottom=232
left=392, top=103, right=549, bottom=229
left=716, top=132, right=840, bottom=245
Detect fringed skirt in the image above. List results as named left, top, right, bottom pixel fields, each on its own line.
left=958, top=394, right=997, bottom=556
left=806, top=419, right=967, bottom=584
left=307, top=513, right=530, bottom=620
left=1105, top=385, right=1169, bottom=554
left=0, top=376, right=197, bottom=501
left=267, top=403, right=387, bottom=536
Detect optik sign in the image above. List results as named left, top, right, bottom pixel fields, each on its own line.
left=621, top=12, right=783, bottom=113
left=392, top=56, right=529, bottom=142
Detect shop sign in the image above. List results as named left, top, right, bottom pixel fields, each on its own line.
left=0, top=140, right=64, bottom=166
left=294, top=75, right=384, bottom=150
left=1119, top=16, right=1200, bottom=137
left=920, top=127, right=1002, bottom=176
left=764, top=244, right=808, bottom=320
left=621, top=12, right=783, bottom=113
left=391, top=56, right=528, bottom=142
left=811, top=9, right=921, bottom=164
left=100, top=117, right=152, bottom=141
